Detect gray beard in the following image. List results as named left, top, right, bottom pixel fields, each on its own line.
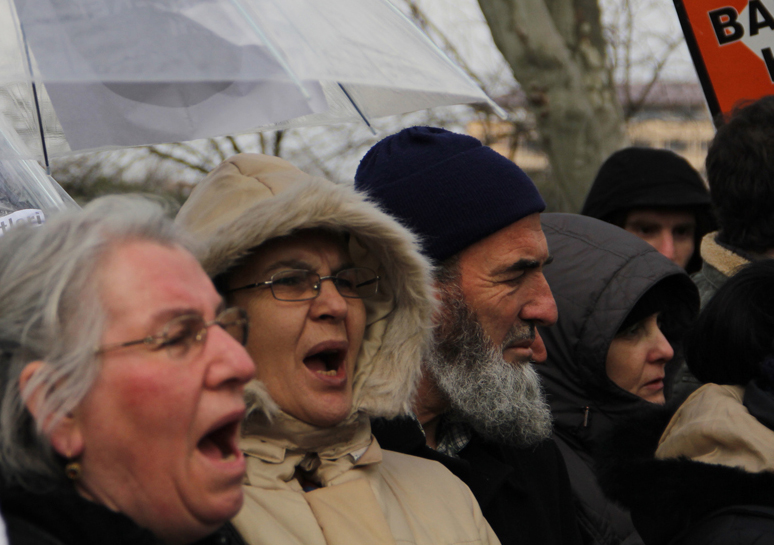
left=424, top=282, right=553, bottom=447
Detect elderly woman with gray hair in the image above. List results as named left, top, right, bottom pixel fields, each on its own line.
left=0, top=196, right=255, bottom=545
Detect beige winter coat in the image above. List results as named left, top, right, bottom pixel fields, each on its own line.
left=176, top=154, right=499, bottom=545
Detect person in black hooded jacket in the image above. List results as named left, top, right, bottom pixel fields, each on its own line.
left=581, top=147, right=714, bottom=274
left=596, top=259, right=774, bottom=545
left=537, top=214, right=699, bottom=545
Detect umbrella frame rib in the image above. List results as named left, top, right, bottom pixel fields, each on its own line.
left=378, top=0, right=507, bottom=120
left=337, top=83, right=377, bottom=135
left=228, top=0, right=312, bottom=102
left=17, top=20, right=50, bottom=174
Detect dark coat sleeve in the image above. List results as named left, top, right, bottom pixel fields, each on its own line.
left=463, top=437, right=583, bottom=545
left=553, top=434, right=642, bottom=545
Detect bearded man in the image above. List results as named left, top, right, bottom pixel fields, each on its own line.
left=355, top=127, right=582, bottom=545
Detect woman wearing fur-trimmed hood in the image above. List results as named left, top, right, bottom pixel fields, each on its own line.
left=176, top=154, right=499, bottom=545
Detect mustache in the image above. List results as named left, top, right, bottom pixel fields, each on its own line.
left=500, top=321, right=535, bottom=351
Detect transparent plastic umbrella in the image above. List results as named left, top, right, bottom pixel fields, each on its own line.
left=0, top=110, right=78, bottom=235
left=0, top=0, right=502, bottom=166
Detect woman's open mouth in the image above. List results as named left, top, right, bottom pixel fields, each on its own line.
left=303, top=341, right=348, bottom=384
left=197, top=411, right=245, bottom=467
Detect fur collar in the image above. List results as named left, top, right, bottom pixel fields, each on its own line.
left=699, top=231, right=750, bottom=278
left=176, top=154, right=436, bottom=420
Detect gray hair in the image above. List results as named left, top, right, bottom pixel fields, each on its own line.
left=0, top=195, right=188, bottom=489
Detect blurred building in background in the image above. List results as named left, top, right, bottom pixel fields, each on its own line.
left=469, top=81, right=713, bottom=177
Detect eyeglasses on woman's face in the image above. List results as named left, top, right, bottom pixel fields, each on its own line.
left=96, top=307, right=249, bottom=358
left=226, top=267, right=379, bottom=301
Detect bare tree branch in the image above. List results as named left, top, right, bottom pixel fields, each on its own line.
left=625, top=36, right=683, bottom=117
left=226, top=135, right=243, bottom=155
left=273, top=131, right=285, bottom=157
left=146, top=148, right=209, bottom=174
left=478, top=0, right=626, bottom=211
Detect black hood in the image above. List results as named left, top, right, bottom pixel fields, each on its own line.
left=537, top=214, right=699, bottom=458
left=580, top=147, right=715, bottom=273
left=581, top=148, right=711, bottom=220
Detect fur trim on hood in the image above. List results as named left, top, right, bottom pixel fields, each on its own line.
left=176, top=154, right=435, bottom=420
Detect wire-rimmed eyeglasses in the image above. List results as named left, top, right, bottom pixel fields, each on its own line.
left=227, top=267, right=379, bottom=301
left=96, top=307, right=249, bottom=358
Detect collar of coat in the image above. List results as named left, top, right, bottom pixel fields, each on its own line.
left=656, top=384, right=774, bottom=473
left=240, top=411, right=378, bottom=487
left=699, top=231, right=751, bottom=278
left=0, top=485, right=236, bottom=545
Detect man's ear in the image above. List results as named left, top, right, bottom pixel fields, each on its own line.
left=19, top=361, right=84, bottom=459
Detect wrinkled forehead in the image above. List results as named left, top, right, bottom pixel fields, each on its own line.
left=98, top=239, right=220, bottom=325
left=224, top=228, right=352, bottom=285
left=457, top=213, right=549, bottom=273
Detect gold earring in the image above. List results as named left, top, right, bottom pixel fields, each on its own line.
left=65, top=461, right=81, bottom=480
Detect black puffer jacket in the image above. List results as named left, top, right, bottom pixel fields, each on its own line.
left=537, top=214, right=699, bottom=545
left=595, top=381, right=774, bottom=545
left=0, top=485, right=245, bottom=545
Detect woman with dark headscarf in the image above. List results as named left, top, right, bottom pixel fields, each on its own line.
left=598, top=259, right=774, bottom=545
left=536, top=213, right=699, bottom=545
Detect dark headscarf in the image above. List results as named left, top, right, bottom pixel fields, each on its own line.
left=538, top=214, right=699, bottom=460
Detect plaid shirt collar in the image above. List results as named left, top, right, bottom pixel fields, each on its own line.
left=408, top=413, right=473, bottom=458
left=434, top=416, right=473, bottom=458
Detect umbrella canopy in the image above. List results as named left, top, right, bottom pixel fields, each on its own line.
left=0, top=111, right=78, bottom=235
left=0, top=0, right=500, bottom=162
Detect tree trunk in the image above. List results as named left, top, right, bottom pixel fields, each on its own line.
left=478, top=0, right=626, bottom=212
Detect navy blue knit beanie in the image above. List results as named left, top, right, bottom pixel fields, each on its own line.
left=354, top=126, right=545, bottom=264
